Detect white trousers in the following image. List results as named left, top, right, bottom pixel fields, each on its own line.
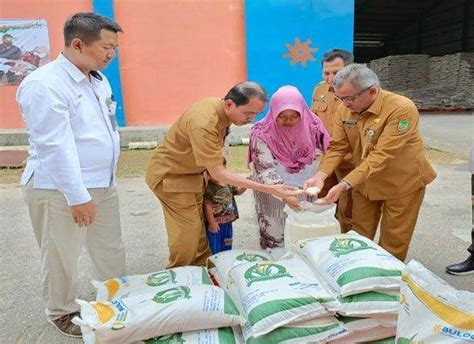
left=22, top=180, right=126, bottom=319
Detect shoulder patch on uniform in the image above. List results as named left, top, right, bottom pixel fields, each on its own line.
left=398, top=114, right=408, bottom=120
left=398, top=119, right=409, bottom=132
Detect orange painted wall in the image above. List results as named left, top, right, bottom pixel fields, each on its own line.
left=115, top=0, right=246, bottom=125
left=0, top=0, right=246, bottom=128
left=0, top=0, right=92, bottom=129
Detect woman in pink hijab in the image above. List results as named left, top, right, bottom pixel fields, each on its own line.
left=248, top=85, right=330, bottom=251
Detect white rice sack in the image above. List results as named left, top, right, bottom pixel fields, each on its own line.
left=229, top=253, right=333, bottom=337
left=336, top=290, right=400, bottom=316
left=94, top=266, right=211, bottom=301
left=295, top=231, right=405, bottom=297
left=396, top=259, right=474, bottom=343
left=73, top=284, right=244, bottom=344
left=311, top=266, right=400, bottom=316
left=284, top=204, right=340, bottom=249
left=142, top=327, right=243, bottom=344
left=242, top=316, right=347, bottom=344
left=328, top=315, right=397, bottom=343
left=208, top=249, right=272, bottom=286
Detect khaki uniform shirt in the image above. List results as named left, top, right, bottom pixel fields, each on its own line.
left=312, top=82, right=354, bottom=170
left=146, top=97, right=230, bottom=193
left=311, top=82, right=338, bottom=135
left=318, top=89, right=437, bottom=201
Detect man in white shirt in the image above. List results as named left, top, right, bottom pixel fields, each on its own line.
left=17, top=12, right=126, bottom=337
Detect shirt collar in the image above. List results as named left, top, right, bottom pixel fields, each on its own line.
left=57, top=53, right=102, bottom=83
left=360, top=89, right=385, bottom=116
left=217, top=100, right=231, bottom=130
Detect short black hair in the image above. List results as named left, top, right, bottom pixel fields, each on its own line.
left=322, top=49, right=354, bottom=66
left=224, top=81, right=267, bottom=106
left=2, top=34, right=13, bottom=39
left=64, top=12, right=122, bottom=46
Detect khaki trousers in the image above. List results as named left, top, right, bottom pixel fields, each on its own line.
left=320, top=167, right=353, bottom=232
left=22, top=180, right=126, bottom=320
left=152, top=182, right=211, bottom=268
left=351, top=187, right=426, bottom=261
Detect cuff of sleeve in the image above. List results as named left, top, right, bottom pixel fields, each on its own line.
left=201, top=158, right=224, bottom=168
left=63, top=187, right=92, bottom=206
left=341, top=179, right=352, bottom=190
left=318, top=168, right=333, bottom=177
left=343, top=170, right=363, bottom=189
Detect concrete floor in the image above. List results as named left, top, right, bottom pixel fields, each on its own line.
left=0, top=113, right=472, bottom=343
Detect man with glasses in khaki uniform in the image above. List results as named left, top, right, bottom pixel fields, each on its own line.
left=311, top=49, right=354, bottom=232
left=305, top=64, right=436, bottom=261
left=146, top=82, right=303, bottom=268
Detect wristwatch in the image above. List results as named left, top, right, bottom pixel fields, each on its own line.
left=341, top=179, right=352, bottom=191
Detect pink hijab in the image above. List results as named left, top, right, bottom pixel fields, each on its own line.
left=248, top=85, right=330, bottom=173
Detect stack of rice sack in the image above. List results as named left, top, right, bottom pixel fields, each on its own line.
left=396, top=260, right=474, bottom=343
left=293, top=231, right=405, bottom=343
left=72, top=266, right=244, bottom=343
left=208, top=249, right=348, bottom=343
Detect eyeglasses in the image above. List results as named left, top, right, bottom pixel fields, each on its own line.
left=335, top=85, right=374, bottom=103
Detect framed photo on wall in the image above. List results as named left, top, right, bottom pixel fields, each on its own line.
left=0, top=19, right=50, bottom=86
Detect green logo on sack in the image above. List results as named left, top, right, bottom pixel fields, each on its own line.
left=396, top=334, right=418, bottom=344
left=152, top=286, right=191, bottom=304
left=146, top=270, right=177, bottom=286
left=236, top=252, right=269, bottom=263
left=145, top=333, right=185, bottom=344
left=329, top=238, right=375, bottom=257
left=244, top=262, right=292, bottom=286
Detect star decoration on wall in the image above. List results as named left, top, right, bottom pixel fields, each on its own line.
left=283, top=37, right=318, bottom=67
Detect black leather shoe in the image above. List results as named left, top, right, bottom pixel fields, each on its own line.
left=446, top=255, right=474, bottom=275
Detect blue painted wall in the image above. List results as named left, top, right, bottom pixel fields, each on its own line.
left=245, top=0, right=354, bottom=120
left=92, top=0, right=126, bottom=126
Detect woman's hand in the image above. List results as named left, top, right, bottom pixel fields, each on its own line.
left=303, top=171, right=327, bottom=191
left=284, top=196, right=302, bottom=211
left=270, top=184, right=304, bottom=200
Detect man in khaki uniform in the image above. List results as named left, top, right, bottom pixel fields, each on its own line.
left=146, top=82, right=303, bottom=268
left=311, top=49, right=354, bottom=231
left=305, top=64, right=437, bottom=261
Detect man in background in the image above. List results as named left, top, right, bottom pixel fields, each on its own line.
left=311, top=49, right=354, bottom=231
left=446, top=148, right=474, bottom=275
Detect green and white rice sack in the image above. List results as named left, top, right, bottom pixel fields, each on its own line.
left=143, top=327, right=243, bottom=344
left=73, top=284, right=243, bottom=344
left=208, top=249, right=273, bottom=286
left=242, top=316, right=347, bottom=344
left=319, top=274, right=400, bottom=316
left=396, top=260, right=474, bottom=343
left=328, top=315, right=397, bottom=343
left=294, top=231, right=405, bottom=297
left=336, top=290, right=399, bottom=316
left=94, top=266, right=211, bottom=301
left=228, top=253, right=334, bottom=337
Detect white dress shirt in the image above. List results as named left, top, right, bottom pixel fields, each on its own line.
left=17, top=54, right=120, bottom=206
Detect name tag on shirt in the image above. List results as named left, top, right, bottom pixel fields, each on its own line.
left=105, top=97, right=118, bottom=131
left=343, top=119, right=358, bottom=125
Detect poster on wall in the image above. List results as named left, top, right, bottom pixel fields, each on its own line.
left=0, top=19, right=50, bottom=86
